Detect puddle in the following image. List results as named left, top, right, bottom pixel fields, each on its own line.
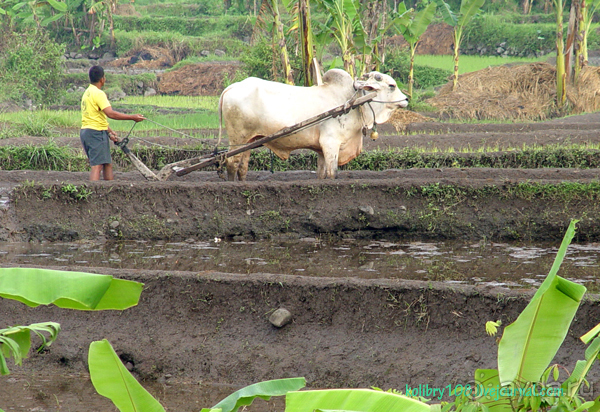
left=0, top=238, right=599, bottom=291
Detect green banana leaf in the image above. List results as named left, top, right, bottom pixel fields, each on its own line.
left=433, top=0, right=457, bottom=26
left=457, top=0, right=485, bottom=28
left=88, top=339, right=165, bottom=412
left=474, top=369, right=512, bottom=412
left=562, top=332, right=600, bottom=397
left=497, top=220, right=587, bottom=385
left=202, top=377, right=306, bottom=412
left=0, top=268, right=142, bottom=310
left=285, top=389, right=431, bottom=412
left=0, top=322, right=60, bottom=375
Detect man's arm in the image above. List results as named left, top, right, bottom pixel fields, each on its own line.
left=103, top=106, right=145, bottom=122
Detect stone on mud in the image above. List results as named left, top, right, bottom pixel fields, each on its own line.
left=269, top=308, right=292, bottom=328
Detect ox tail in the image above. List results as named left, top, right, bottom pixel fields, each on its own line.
left=214, top=85, right=233, bottom=154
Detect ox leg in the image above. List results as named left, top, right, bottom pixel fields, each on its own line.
left=237, top=151, right=251, bottom=181
left=321, top=144, right=340, bottom=179
left=226, top=154, right=241, bottom=181
left=317, top=152, right=326, bottom=179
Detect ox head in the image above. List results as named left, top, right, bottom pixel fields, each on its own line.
left=353, top=71, right=408, bottom=127
left=354, top=71, right=408, bottom=109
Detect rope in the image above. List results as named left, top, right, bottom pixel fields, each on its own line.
left=143, top=118, right=198, bottom=139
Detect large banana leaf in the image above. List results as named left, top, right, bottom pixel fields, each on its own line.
left=88, top=339, right=165, bottom=412
left=0, top=268, right=142, bottom=310
left=285, top=389, right=431, bottom=412
left=0, top=322, right=60, bottom=375
left=202, top=377, right=307, bottom=412
left=433, top=0, right=457, bottom=26
left=457, top=0, right=485, bottom=27
left=498, top=220, right=587, bottom=385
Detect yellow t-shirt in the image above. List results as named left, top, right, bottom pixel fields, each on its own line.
left=81, top=84, right=111, bottom=130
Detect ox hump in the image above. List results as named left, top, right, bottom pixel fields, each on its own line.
left=322, top=69, right=354, bottom=89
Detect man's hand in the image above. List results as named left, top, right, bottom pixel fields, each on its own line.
left=132, top=114, right=146, bottom=122
left=108, top=130, right=119, bottom=142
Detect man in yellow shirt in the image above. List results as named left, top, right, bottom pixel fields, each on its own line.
left=81, top=65, right=145, bottom=181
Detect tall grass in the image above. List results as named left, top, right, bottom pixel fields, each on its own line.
left=415, top=54, right=551, bottom=74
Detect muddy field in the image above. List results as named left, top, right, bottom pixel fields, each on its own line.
left=2, top=113, right=600, bottom=411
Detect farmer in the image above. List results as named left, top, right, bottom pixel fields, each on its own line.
left=80, top=65, right=145, bottom=181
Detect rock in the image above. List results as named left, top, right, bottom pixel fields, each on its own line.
left=200, top=50, right=210, bottom=57
left=102, top=51, right=116, bottom=60
left=137, top=81, right=144, bottom=88
left=88, top=52, right=100, bottom=60
left=359, top=205, right=374, bottom=215
left=110, top=220, right=120, bottom=229
left=269, top=308, right=292, bottom=328
left=75, top=53, right=84, bottom=59
left=109, top=90, right=127, bottom=101
left=144, top=87, right=157, bottom=97
left=214, top=49, right=226, bottom=57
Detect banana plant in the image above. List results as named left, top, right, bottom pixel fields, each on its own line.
left=0, top=267, right=143, bottom=376
left=469, top=220, right=600, bottom=412
left=313, top=0, right=361, bottom=77
left=391, top=2, right=436, bottom=98
left=434, top=0, right=485, bottom=91
left=255, top=0, right=295, bottom=84
left=0, top=322, right=60, bottom=375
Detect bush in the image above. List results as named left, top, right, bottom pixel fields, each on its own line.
left=381, top=50, right=451, bottom=89
left=462, top=15, right=557, bottom=57
left=113, top=30, right=247, bottom=59
left=0, top=30, right=66, bottom=106
left=112, top=15, right=253, bottom=40
left=240, top=38, right=304, bottom=84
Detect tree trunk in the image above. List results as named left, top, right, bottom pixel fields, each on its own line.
left=574, top=0, right=586, bottom=82
left=408, top=43, right=416, bottom=99
left=451, top=29, right=460, bottom=91
left=299, top=0, right=314, bottom=86
left=565, top=0, right=578, bottom=80
left=272, top=0, right=294, bottom=85
left=555, top=0, right=567, bottom=109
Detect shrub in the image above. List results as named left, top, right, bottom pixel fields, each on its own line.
left=240, top=38, right=304, bottom=84
left=460, top=15, right=583, bottom=57
left=0, top=30, right=66, bottom=106
left=112, top=15, right=253, bottom=40
left=381, top=50, right=451, bottom=89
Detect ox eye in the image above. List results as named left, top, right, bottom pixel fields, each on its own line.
left=374, top=74, right=383, bottom=81
left=389, top=84, right=396, bottom=90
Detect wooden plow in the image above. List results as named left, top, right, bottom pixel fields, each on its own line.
left=117, top=92, right=377, bottom=181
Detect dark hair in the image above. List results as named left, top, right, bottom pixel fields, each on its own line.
left=89, top=66, right=105, bottom=84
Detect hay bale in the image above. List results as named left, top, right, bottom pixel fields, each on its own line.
left=425, top=62, right=558, bottom=121
left=570, top=66, right=600, bottom=113
left=388, top=109, right=434, bottom=132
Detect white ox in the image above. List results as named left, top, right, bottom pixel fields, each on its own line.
left=218, top=69, right=408, bottom=180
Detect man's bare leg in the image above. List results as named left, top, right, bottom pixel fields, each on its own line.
left=102, top=164, right=114, bottom=180
left=90, top=165, right=103, bottom=181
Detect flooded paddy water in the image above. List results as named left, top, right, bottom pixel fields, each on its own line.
left=2, top=237, right=599, bottom=291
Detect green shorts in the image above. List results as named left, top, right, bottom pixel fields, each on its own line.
left=80, top=128, right=111, bottom=166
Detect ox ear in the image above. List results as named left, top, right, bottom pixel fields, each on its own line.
left=354, top=80, right=381, bottom=92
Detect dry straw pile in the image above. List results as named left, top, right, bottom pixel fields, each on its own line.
left=426, top=62, right=557, bottom=120
left=425, top=62, right=600, bottom=121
